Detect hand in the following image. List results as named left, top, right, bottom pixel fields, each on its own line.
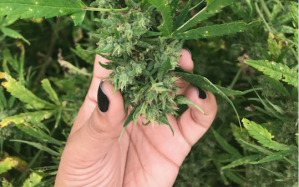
left=55, top=49, right=217, bottom=187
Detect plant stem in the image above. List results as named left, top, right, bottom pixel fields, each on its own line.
left=142, top=37, right=170, bottom=42
left=228, top=67, right=242, bottom=89
left=84, top=7, right=129, bottom=12
left=189, top=0, right=204, bottom=12
left=259, top=0, right=271, bottom=20
left=255, top=2, right=272, bottom=32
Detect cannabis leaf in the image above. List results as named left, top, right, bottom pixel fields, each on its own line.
left=245, top=60, right=298, bottom=87
left=212, top=129, right=243, bottom=158
left=148, top=0, right=173, bottom=36
left=1, top=27, right=30, bottom=45
left=0, top=72, right=55, bottom=109
left=173, top=0, right=192, bottom=31
left=242, top=118, right=290, bottom=151
left=22, top=172, right=43, bottom=187
left=252, top=149, right=297, bottom=164
left=41, top=79, right=60, bottom=106
left=0, top=0, right=86, bottom=19
left=10, top=140, right=60, bottom=156
left=217, top=87, right=262, bottom=96
left=0, top=111, right=53, bottom=128
left=175, top=95, right=204, bottom=114
left=221, top=155, right=260, bottom=170
left=71, top=10, right=86, bottom=26
left=175, top=0, right=232, bottom=32
left=172, top=21, right=260, bottom=39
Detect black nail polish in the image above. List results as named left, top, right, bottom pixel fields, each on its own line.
left=97, top=81, right=109, bottom=112
left=196, top=87, right=207, bottom=100
left=182, top=47, right=192, bottom=58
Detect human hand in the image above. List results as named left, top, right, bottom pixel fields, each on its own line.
left=55, top=49, right=217, bottom=187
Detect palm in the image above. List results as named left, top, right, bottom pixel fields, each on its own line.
left=122, top=116, right=190, bottom=187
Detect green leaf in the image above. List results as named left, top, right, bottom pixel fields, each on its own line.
left=120, top=108, right=137, bottom=141
left=0, top=87, right=7, bottom=108
left=270, top=3, right=282, bottom=21
left=245, top=60, right=298, bottom=87
left=223, top=170, right=245, bottom=186
left=229, top=1, right=248, bottom=19
left=174, top=0, right=232, bottom=32
left=158, top=57, right=171, bottom=76
left=175, top=95, right=204, bottom=114
left=0, top=0, right=86, bottom=19
left=71, top=44, right=94, bottom=64
left=0, top=110, right=53, bottom=128
left=239, top=139, right=273, bottom=154
left=3, top=48, right=19, bottom=72
left=267, top=32, right=280, bottom=56
left=160, top=115, right=174, bottom=136
left=255, top=43, right=272, bottom=61
left=1, top=15, right=19, bottom=27
left=264, top=75, right=290, bottom=97
left=169, top=0, right=179, bottom=14
left=221, top=155, right=260, bottom=170
left=252, top=149, right=297, bottom=164
left=174, top=71, right=241, bottom=126
left=213, top=161, right=229, bottom=185
left=0, top=157, right=14, bottom=174
left=212, top=128, right=243, bottom=158
left=22, top=172, right=43, bottom=187
left=216, top=86, right=262, bottom=96
left=0, top=72, right=55, bottom=110
left=98, top=61, right=113, bottom=70
left=10, top=140, right=60, bottom=156
left=71, top=10, right=86, bottom=26
left=41, top=79, right=60, bottom=105
left=1, top=27, right=30, bottom=44
left=173, top=0, right=192, bottom=31
left=148, top=0, right=173, bottom=36
left=15, top=123, right=62, bottom=145
left=172, top=21, right=260, bottom=40
left=242, top=118, right=290, bottom=151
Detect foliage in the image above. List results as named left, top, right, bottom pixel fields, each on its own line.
left=0, top=0, right=297, bottom=186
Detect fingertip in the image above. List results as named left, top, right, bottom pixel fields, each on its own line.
left=178, top=49, right=194, bottom=73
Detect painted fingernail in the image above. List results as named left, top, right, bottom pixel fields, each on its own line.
left=97, top=80, right=109, bottom=112
left=183, top=47, right=192, bottom=58
left=196, top=87, right=207, bottom=100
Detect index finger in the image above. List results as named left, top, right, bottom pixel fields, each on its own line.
left=70, top=54, right=113, bottom=136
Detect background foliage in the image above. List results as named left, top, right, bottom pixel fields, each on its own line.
left=0, top=0, right=298, bottom=186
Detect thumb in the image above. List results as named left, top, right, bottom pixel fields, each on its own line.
left=63, top=80, right=126, bottom=160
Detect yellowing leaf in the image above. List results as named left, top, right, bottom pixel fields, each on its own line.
left=0, top=157, right=14, bottom=174
left=0, top=111, right=53, bottom=128
left=0, top=72, right=55, bottom=109
left=41, top=79, right=60, bottom=105
left=22, top=172, right=43, bottom=187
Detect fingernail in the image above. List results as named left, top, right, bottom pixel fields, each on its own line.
left=98, top=80, right=109, bottom=112
left=196, top=87, right=207, bottom=100
left=183, top=47, right=192, bottom=58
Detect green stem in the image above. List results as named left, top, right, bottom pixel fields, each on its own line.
left=255, top=2, right=272, bottom=32
left=228, top=67, right=242, bottom=89
left=189, top=0, right=204, bottom=11
left=142, top=37, right=170, bottom=42
left=84, top=7, right=129, bottom=12
left=259, top=0, right=271, bottom=20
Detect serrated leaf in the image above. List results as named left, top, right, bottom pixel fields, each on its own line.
left=239, top=139, right=273, bottom=154
left=10, top=140, right=60, bottom=156
left=71, top=10, right=86, bottom=26
left=175, top=95, right=204, bottom=114
left=174, top=71, right=241, bottom=126
left=212, top=129, right=242, bottom=158
left=172, top=21, right=260, bottom=40
left=148, top=0, right=173, bottom=36
left=22, top=172, right=43, bottom=187
left=15, top=123, right=62, bottom=145
left=222, top=154, right=260, bottom=170
left=231, top=124, right=260, bottom=153
left=265, top=75, right=290, bottom=97
left=1, top=15, right=19, bottom=26
left=0, top=0, right=86, bottom=19
left=242, top=118, right=290, bottom=151
left=0, top=157, right=14, bottom=174
left=41, top=79, right=60, bottom=105
left=245, top=60, right=298, bottom=87
left=252, top=149, right=297, bottom=164
left=0, top=72, right=55, bottom=109
left=173, top=0, right=192, bottom=31
left=0, top=110, right=53, bottom=128
left=1, top=27, right=30, bottom=44
left=175, top=0, right=231, bottom=32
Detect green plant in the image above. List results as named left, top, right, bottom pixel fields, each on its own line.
left=0, top=0, right=297, bottom=186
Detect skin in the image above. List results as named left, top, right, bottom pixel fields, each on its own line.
left=55, top=49, right=217, bottom=187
